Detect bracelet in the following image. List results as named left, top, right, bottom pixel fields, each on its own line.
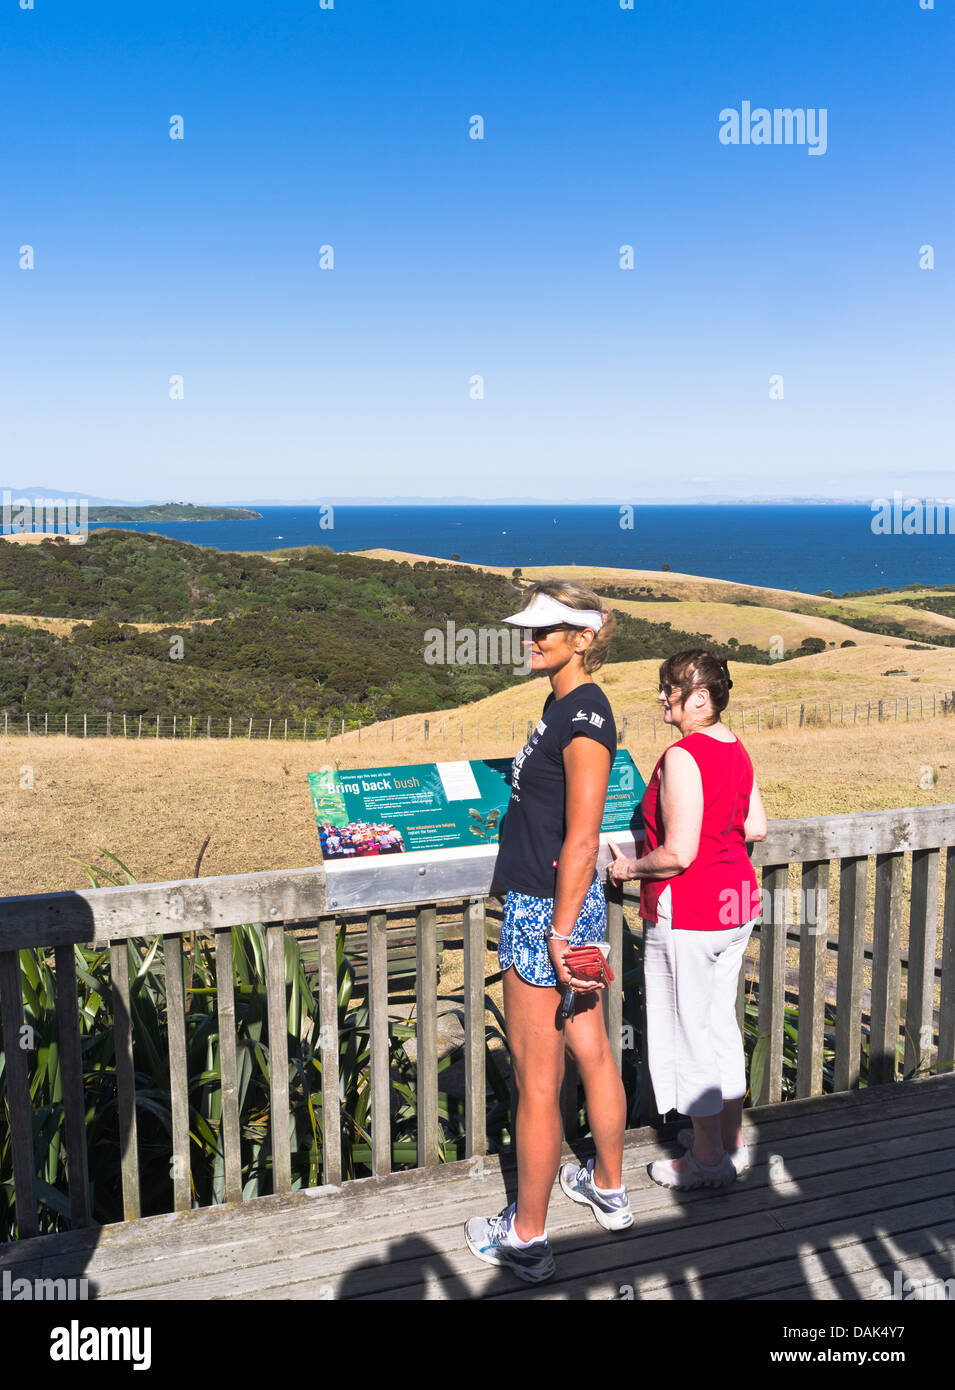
left=545, top=926, right=573, bottom=942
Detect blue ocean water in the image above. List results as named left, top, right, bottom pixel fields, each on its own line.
left=86, top=505, right=954, bottom=595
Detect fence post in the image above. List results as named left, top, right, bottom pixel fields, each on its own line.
left=878, top=700, right=883, bottom=722
left=341, top=719, right=345, bottom=738
left=284, top=719, right=288, bottom=740
left=189, top=715, right=193, bottom=738
left=248, top=718, right=253, bottom=739
left=229, top=717, right=233, bottom=738
left=65, top=713, right=69, bottom=736
left=123, top=714, right=127, bottom=738
left=267, top=719, right=272, bottom=741
left=107, top=712, right=112, bottom=737
left=138, top=714, right=142, bottom=738
left=84, top=713, right=87, bottom=738
left=27, top=713, right=31, bottom=736
left=3, top=712, right=6, bottom=736
left=304, top=719, right=308, bottom=741
left=207, top=715, right=212, bottom=738
left=156, top=713, right=160, bottom=738
left=173, top=715, right=177, bottom=739
left=620, top=716, right=628, bottom=742
left=424, top=719, right=430, bottom=742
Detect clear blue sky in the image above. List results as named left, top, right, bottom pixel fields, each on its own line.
left=2, top=0, right=951, bottom=502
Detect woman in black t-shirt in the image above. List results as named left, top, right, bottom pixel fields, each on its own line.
left=465, top=581, right=632, bottom=1284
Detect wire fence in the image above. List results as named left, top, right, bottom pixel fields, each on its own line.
left=3, top=688, right=955, bottom=743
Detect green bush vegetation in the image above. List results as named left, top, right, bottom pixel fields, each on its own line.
left=0, top=532, right=776, bottom=725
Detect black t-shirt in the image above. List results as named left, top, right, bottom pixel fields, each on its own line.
left=494, top=682, right=617, bottom=898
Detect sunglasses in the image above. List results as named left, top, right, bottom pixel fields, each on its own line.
left=658, top=682, right=681, bottom=698
left=530, top=624, right=575, bottom=640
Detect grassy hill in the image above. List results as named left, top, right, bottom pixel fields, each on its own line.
left=0, top=532, right=782, bottom=722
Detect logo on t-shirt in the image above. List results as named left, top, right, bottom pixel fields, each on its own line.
left=573, top=709, right=605, bottom=728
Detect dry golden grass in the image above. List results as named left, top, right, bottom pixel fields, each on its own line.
left=0, top=614, right=217, bottom=636
left=1, top=714, right=952, bottom=897
left=353, top=549, right=955, bottom=643
left=0, top=533, right=86, bottom=547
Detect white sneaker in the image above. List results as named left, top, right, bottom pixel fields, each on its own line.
left=677, top=1127, right=750, bottom=1174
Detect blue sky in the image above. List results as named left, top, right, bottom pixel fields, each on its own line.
left=2, top=0, right=951, bottom=502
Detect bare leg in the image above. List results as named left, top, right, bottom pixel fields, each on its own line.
left=502, top=966, right=565, bottom=1242
left=720, top=1096, right=744, bottom=1153
left=564, top=992, right=626, bottom=1190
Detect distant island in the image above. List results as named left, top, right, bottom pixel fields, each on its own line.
left=88, top=503, right=261, bottom=522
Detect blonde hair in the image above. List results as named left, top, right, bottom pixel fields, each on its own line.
left=524, top=578, right=616, bottom=673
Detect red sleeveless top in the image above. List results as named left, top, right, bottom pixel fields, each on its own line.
left=639, top=731, right=760, bottom=931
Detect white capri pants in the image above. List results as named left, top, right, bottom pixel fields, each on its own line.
left=643, top=885, right=757, bottom=1118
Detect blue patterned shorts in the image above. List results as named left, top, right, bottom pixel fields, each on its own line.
left=498, top=874, right=607, bottom=987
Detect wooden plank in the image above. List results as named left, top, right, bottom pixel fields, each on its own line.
left=629, top=919, right=658, bottom=1127
left=0, top=865, right=329, bottom=949
left=940, top=845, right=955, bottom=1075
left=4, top=1080, right=952, bottom=1296
left=367, top=911, right=391, bottom=1176
left=212, top=929, right=243, bottom=1205
left=109, top=939, right=140, bottom=1220
left=463, top=897, right=487, bottom=1159
left=53, top=945, right=91, bottom=1229
left=1, top=806, right=954, bottom=946
left=870, top=852, right=904, bottom=1085
left=904, top=848, right=939, bottom=1077
left=163, top=934, right=191, bottom=1213
left=753, top=805, right=955, bottom=863
left=0, top=949, right=37, bottom=1238
left=756, top=1236, right=955, bottom=1302
left=414, top=905, right=440, bottom=1168
left=834, top=856, right=867, bottom=1091
left=318, top=917, right=342, bottom=1186
left=265, top=924, right=292, bottom=1195
left=796, top=861, right=828, bottom=1098
left=604, top=880, right=623, bottom=1072
left=755, top=865, right=788, bottom=1105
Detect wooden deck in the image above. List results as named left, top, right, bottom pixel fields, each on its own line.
left=4, top=1075, right=953, bottom=1301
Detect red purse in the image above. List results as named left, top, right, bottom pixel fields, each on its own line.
left=563, top=943, right=615, bottom=986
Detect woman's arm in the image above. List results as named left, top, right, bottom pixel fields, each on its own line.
left=744, top=776, right=768, bottom=842
left=609, top=747, right=703, bottom=883
left=548, top=736, right=612, bottom=988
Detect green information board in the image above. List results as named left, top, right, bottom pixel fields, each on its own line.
left=308, top=752, right=645, bottom=861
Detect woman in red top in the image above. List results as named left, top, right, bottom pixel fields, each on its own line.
left=609, top=650, right=767, bottom=1188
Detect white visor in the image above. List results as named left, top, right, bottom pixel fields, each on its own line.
left=501, top=592, right=604, bottom=631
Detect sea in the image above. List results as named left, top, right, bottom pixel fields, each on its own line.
left=84, top=504, right=955, bottom=596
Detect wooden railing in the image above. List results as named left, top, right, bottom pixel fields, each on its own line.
left=1, top=806, right=953, bottom=1243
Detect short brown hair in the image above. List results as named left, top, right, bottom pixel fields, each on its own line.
left=659, top=649, right=732, bottom=724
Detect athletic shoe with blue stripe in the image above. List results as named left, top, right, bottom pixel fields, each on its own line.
left=464, top=1203, right=556, bottom=1283
left=559, top=1158, right=633, bottom=1230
